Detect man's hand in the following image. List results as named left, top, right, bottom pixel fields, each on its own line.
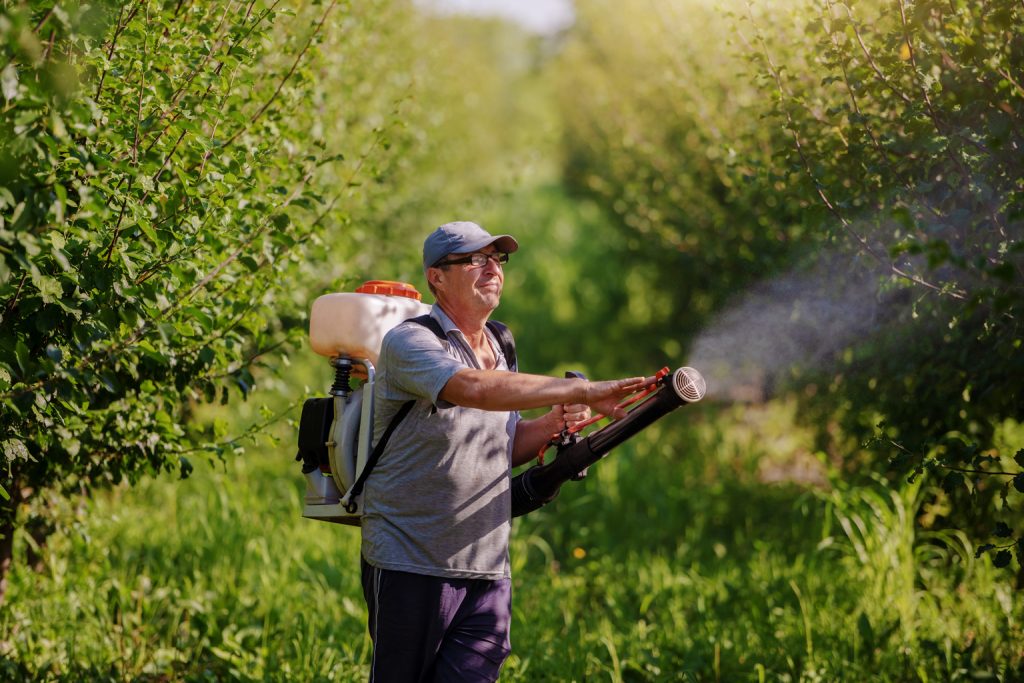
left=509, top=374, right=657, bottom=466
left=581, top=376, right=657, bottom=419
left=548, top=402, right=591, bottom=436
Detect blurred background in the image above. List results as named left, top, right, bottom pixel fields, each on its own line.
left=1, top=0, right=1022, bottom=679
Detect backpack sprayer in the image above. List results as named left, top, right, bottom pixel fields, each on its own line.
left=297, top=280, right=430, bottom=525
left=295, top=280, right=708, bottom=524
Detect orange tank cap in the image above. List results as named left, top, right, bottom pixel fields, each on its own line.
left=355, top=280, right=423, bottom=301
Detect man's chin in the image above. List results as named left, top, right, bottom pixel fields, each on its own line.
left=478, top=292, right=501, bottom=310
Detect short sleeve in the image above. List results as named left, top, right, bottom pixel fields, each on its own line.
left=379, top=322, right=467, bottom=406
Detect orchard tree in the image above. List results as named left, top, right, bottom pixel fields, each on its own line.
left=556, top=0, right=1022, bottom=571
left=748, top=0, right=1024, bottom=570
left=0, top=0, right=413, bottom=602
left=552, top=0, right=817, bottom=370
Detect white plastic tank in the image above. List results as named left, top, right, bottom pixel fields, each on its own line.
left=309, top=280, right=432, bottom=363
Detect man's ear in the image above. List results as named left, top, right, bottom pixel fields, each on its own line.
left=427, top=266, right=444, bottom=291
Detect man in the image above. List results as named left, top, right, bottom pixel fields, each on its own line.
left=360, top=221, right=651, bottom=682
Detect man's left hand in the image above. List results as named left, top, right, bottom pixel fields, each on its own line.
left=549, top=403, right=591, bottom=435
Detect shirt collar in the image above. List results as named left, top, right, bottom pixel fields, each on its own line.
left=430, top=304, right=505, bottom=366
left=429, top=304, right=461, bottom=337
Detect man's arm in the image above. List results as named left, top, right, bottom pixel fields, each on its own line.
left=439, top=369, right=652, bottom=418
left=511, top=413, right=561, bottom=467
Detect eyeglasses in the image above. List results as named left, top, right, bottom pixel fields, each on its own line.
left=433, top=252, right=510, bottom=268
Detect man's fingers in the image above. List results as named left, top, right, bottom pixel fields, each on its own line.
left=580, top=375, right=661, bottom=418
left=561, top=403, right=590, bottom=419
left=618, top=375, right=657, bottom=394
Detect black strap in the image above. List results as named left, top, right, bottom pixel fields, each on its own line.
left=343, top=399, right=415, bottom=513
left=485, top=319, right=517, bottom=372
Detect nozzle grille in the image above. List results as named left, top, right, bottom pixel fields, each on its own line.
left=672, top=367, right=707, bottom=403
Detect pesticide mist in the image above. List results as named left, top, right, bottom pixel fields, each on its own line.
left=685, top=248, right=893, bottom=402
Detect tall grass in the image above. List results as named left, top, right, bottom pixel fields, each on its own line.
left=2, top=402, right=1021, bottom=681
left=824, top=479, right=1018, bottom=678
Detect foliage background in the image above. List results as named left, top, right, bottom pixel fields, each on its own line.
left=1, top=0, right=1022, bottom=679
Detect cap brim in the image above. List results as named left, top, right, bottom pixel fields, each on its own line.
left=458, top=234, right=519, bottom=255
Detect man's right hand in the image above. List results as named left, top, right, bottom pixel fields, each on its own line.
left=581, top=376, right=657, bottom=419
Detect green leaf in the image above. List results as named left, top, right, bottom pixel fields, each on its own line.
left=2, top=439, right=30, bottom=464
left=136, top=218, right=158, bottom=244
left=13, top=340, right=31, bottom=374
left=1, top=64, right=18, bottom=101
left=974, top=543, right=996, bottom=559
left=856, top=612, right=874, bottom=647
left=0, top=483, right=9, bottom=501
left=993, top=522, right=1012, bottom=538
left=0, top=186, right=15, bottom=209
left=179, top=456, right=193, bottom=480
left=941, top=471, right=966, bottom=496
left=32, top=273, right=64, bottom=303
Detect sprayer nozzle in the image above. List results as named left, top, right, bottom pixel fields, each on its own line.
left=672, top=367, right=707, bottom=403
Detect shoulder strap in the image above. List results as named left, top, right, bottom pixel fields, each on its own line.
left=407, top=314, right=517, bottom=371
left=339, top=314, right=441, bottom=513
left=485, top=319, right=517, bottom=372
left=342, top=399, right=415, bottom=513
left=407, top=313, right=444, bottom=339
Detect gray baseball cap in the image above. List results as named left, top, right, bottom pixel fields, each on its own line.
left=422, top=221, right=519, bottom=271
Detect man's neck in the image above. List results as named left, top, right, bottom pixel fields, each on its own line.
left=438, top=302, right=489, bottom=340
left=437, top=303, right=497, bottom=370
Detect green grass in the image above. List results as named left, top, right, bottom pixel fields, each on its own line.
left=3, top=401, right=1022, bottom=681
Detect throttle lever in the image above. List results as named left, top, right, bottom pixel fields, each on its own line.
left=562, top=370, right=589, bottom=481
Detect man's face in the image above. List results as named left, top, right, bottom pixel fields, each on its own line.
left=429, top=244, right=506, bottom=318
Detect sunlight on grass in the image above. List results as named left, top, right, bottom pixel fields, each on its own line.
left=3, top=401, right=1021, bottom=680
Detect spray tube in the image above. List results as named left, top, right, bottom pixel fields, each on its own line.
left=510, top=366, right=706, bottom=517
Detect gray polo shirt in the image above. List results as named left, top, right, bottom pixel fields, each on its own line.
left=361, top=305, right=518, bottom=580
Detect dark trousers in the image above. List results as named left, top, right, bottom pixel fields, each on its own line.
left=360, top=557, right=512, bottom=683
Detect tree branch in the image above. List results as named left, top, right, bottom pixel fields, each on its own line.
left=177, top=400, right=298, bottom=456
left=2, top=274, right=29, bottom=320
left=221, top=0, right=340, bottom=149
left=103, top=175, right=134, bottom=264
left=94, top=2, right=142, bottom=101
left=938, top=465, right=1018, bottom=477
left=136, top=0, right=279, bottom=163
left=32, top=6, right=56, bottom=34
left=741, top=7, right=965, bottom=299
left=841, top=6, right=914, bottom=106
